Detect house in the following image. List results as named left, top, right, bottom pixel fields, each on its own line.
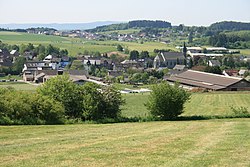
left=0, top=49, right=13, bottom=67
left=173, top=64, right=187, bottom=71
left=154, top=52, right=185, bottom=69
left=23, top=61, right=47, bottom=71
left=34, top=70, right=88, bottom=84
left=223, top=70, right=239, bottom=77
left=206, top=47, right=229, bottom=53
left=49, top=57, right=62, bottom=70
left=243, top=56, right=250, bottom=62
left=0, top=58, right=13, bottom=67
left=23, top=51, right=34, bottom=60
left=10, top=50, right=19, bottom=57
left=82, top=56, right=102, bottom=66
left=107, top=70, right=123, bottom=78
left=238, top=69, right=248, bottom=76
left=187, top=52, right=224, bottom=59
left=22, top=61, right=52, bottom=81
left=177, top=46, right=202, bottom=53
left=208, top=60, right=221, bottom=67
left=61, top=56, right=70, bottom=68
left=165, top=70, right=250, bottom=91
left=43, top=55, right=70, bottom=69
left=43, top=55, right=53, bottom=62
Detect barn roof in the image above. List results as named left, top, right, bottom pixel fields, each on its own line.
left=165, top=70, right=244, bottom=90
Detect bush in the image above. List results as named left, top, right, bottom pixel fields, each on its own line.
left=145, top=82, right=190, bottom=120
left=0, top=88, right=64, bottom=125
left=37, top=75, right=83, bottom=119
left=81, top=83, right=124, bottom=121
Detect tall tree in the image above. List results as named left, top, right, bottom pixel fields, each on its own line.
left=188, top=31, right=193, bottom=43
left=140, top=51, right=149, bottom=59
left=129, top=50, right=139, bottom=60
left=117, top=44, right=123, bottom=52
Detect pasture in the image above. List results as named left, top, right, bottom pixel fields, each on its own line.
left=0, top=31, right=175, bottom=55
left=121, top=92, right=250, bottom=118
left=0, top=119, right=249, bottom=167
left=0, top=82, right=38, bottom=91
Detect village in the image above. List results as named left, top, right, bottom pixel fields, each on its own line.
left=1, top=0, right=250, bottom=166
left=1, top=41, right=250, bottom=91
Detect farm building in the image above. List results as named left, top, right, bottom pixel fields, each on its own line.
left=165, top=70, right=250, bottom=91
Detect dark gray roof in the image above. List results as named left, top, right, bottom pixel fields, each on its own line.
left=173, top=65, right=186, bottom=71
left=209, top=60, right=221, bottom=66
left=38, top=70, right=58, bottom=76
left=161, top=52, right=185, bottom=60
left=165, top=70, right=244, bottom=90
left=51, top=58, right=62, bottom=63
left=64, top=70, right=88, bottom=76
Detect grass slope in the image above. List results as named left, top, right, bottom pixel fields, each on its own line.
left=121, top=92, right=250, bottom=118
left=0, top=31, right=176, bottom=55
left=0, top=119, right=249, bottom=166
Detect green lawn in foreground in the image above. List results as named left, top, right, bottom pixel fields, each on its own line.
left=0, top=119, right=249, bottom=167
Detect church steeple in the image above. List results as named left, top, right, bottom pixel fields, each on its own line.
left=183, top=42, right=187, bottom=58
left=183, top=42, right=187, bottom=66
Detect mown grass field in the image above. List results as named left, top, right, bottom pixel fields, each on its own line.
left=121, top=92, right=250, bottom=118
left=0, top=119, right=249, bottom=167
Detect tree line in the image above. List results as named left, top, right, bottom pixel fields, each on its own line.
left=0, top=75, right=191, bottom=125
left=209, top=32, right=250, bottom=49
left=0, top=75, right=124, bottom=125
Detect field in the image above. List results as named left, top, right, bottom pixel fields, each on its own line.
left=0, top=119, right=249, bottom=167
left=121, top=92, right=250, bottom=118
left=0, top=31, right=176, bottom=55
left=0, top=82, right=250, bottom=117
left=0, top=82, right=38, bottom=91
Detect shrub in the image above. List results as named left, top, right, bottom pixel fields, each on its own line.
left=37, top=75, right=83, bottom=119
left=145, top=82, right=190, bottom=120
left=0, top=88, right=64, bottom=125
left=81, top=83, right=124, bottom=121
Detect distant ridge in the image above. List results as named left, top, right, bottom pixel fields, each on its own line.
left=0, top=21, right=121, bottom=30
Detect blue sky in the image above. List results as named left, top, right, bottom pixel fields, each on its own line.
left=0, top=0, right=249, bottom=26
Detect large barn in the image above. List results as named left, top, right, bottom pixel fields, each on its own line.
left=165, top=70, right=250, bottom=91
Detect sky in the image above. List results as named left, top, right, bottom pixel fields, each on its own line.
left=0, top=0, right=249, bottom=26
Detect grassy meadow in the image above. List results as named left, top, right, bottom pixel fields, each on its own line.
left=0, top=82, right=38, bottom=91
left=0, top=119, right=249, bottom=167
left=0, top=31, right=177, bottom=55
left=121, top=92, right=250, bottom=118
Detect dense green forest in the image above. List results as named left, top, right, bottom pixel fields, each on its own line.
left=209, top=21, right=250, bottom=31
left=209, top=30, right=250, bottom=49
left=87, top=20, right=171, bottom=32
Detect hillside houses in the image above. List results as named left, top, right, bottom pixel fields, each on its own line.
left=22, top=55, right=71, bottom=81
